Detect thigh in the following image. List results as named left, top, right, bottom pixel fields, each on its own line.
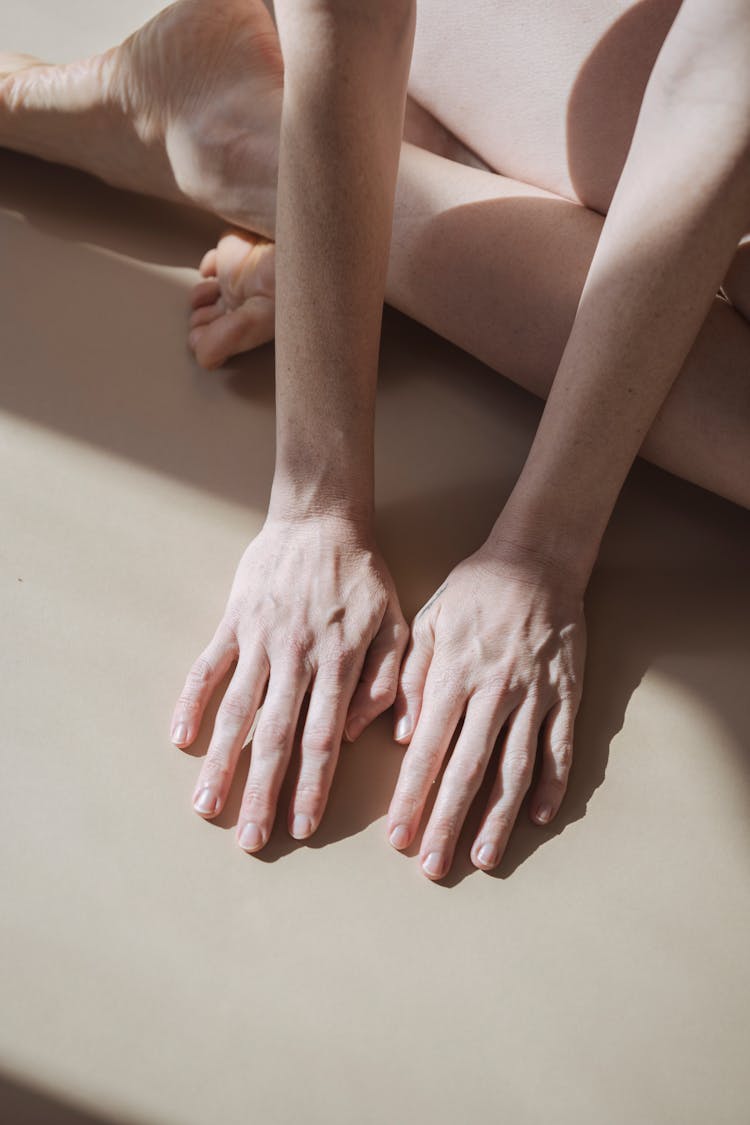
left=408, top=0, right=681, bottom=213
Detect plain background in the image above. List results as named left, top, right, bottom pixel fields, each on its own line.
left=1, top=3, right=749, bottom=1123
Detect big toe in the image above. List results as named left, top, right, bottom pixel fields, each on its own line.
left=188, top=296, right=275, bottom=370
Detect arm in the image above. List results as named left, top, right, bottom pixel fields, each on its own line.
left=270, top=0, right=416, bottom=524
left=388, top=0, right=750, bottom=879
left=493, top=0, right=750, bottom=582
left=172, top=0, right=416, bottom=849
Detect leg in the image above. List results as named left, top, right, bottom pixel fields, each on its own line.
left=193, top=142, right=750, bottom=510
left=0, top=0, right=282, bottom=235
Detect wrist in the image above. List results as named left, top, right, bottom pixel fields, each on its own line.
left=484, top=506, right=598, bottom=594
left=268, top=471, right=374, bottom=532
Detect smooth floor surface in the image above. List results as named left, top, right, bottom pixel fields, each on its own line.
left=1, top=4, right=749, bottom=1124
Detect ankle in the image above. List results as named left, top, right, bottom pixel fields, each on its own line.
left=169, top=100, right=281, bottom=238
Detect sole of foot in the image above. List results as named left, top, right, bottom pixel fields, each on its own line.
left=0, top=0, right=283, bottom=235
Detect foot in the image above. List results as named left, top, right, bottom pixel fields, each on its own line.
left=0, top=0, right=283, bottom=235
left=189, top=230, right=276, bottom=369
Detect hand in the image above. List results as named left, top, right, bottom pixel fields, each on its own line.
left=387, top=538, right=587, bottom=879
left=170, top=513, right=409, bottom=851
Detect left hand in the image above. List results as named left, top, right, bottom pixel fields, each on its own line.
left=387, top=538, right=587, bottom=879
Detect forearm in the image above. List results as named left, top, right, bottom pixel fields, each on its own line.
left=270, top=0, right=414, bottom=524
left=490, top=0, right=750, bottom=583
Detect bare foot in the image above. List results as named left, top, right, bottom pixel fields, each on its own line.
left=0, top=0, right=283, bottom=235
left=189, top=230, right=276, bottom=369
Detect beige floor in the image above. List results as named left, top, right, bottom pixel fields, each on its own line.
left=2, top=4, right=749, bottom=1124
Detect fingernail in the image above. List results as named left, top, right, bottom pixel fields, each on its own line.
left=172, top=722, right=188, bottom=745
left=291, top=813, right=312, bottom=839
left=238, top=822, right=264, bottom=852
left=188, top=330, right=198, bottom=349
left=422, top=851, right=446, bottom=879
left=345, top=715, right=364, bottom=742
left=394, top=716, right=411, bottom=741
left=477, top=843, right=499, bottom=868
left=535, top=805, right=552, bottom=824
left=389, top=824, right=409, bottom=849
left=193, top=787, right=218, bottom=816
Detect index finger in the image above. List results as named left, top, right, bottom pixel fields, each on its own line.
left=386, top=657, right=467, bottom=852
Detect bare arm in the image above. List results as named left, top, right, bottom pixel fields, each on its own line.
left=270, top=0, right=415, bottom=523
left=173, top=0, right=416, bottom=849
left=389, top=0, right=750, bottom=879
left=493, top=0, right=750, bottom=579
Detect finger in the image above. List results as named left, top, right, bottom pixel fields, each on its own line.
left=199, top=247, right=218, bottom=277
left=191, top=645, right=269, bottom=819
left=190, top=300, right=275, bottom=371
left=290, top=650, right=366, bottom=838
left=418, top=690, right=513, bottom=881
left=343, top=604, right=409, bottom=742
left=471, top=701, right=543, bottom=871
left=170, top=622, right=238, bottom=748
left=528, top=696, right=578, bottom=826
left=391, top=614, right=435, bottom=745
left=191, top=278, right=221, bottom=309
left=387, top=659, right=466, bottom=852
left=236, top=654, right=312, bottom=852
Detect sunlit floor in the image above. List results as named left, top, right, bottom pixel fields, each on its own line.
left=2, top=5, right=749, bottom=1125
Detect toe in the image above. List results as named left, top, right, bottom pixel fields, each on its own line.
left=199, top=247, right=218, bottom=277
left=191, top=278, right=221, bottom=309
left=190, top=302, right=225, bottom=329
left=190, top=299, right=275, bottom=370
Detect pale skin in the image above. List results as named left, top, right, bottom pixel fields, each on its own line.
left=2, top=0, right=748, bottom=879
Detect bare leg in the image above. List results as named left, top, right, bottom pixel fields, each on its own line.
left=2, top=1, right=748, bottom=508
left=192, top=139, right=749, bottom=509
left=0, top=0, right=282, bottom=235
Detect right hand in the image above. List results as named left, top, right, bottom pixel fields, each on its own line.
left=170, top=513, right=409, bottom=852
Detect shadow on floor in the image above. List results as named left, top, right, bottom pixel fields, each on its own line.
left=0, top=1069, right=135, bottom=1125
left=3, top=148, right=748, bottom=883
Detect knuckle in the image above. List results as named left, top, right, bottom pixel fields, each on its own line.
left=241, top=783, right=273, bottom=813
left=550, top=739, right=574, bottom=772
left=301, top=725, right=337, bottom=759
left=294, top=779, right=327, bottom=805
left=370, top=679, right=398, bottom=708
left=392, top=619, right=411, bottom=645
left=392, top=790, right=420, bottom=820
left=201, top=751, right=231, bottom=783
left=256, top=715, right=295, bottom=753
left=458, top=755, right=487, bottom=792
left=428, top=814, right=461, bottom=843
left=542, top=773, right=568, bottom=795
left=505, top=754, right=534, bottom=791
left=219, top=692, right=251, bottom=722
left=410, top=613, right=433, bottom=643
left=409, top=746, right=442, bottom=781
left=485, top=812, right=513, bottom=843
left=431, top=656, right=468, bottom=690
left=285, top=627, right=314, bottom=663
left=176, top=693, right=202, bottom=717
left=186, top=656, right=216, bottom=691
left=319, top=656, right=354, bottom=692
